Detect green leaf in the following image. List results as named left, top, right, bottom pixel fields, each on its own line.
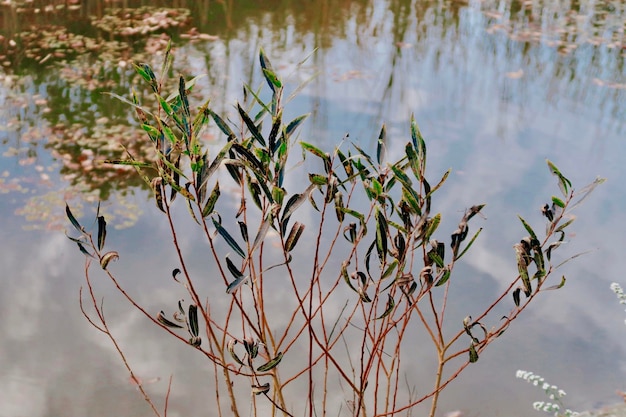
left=469, top=343, right=479, bottom=363
left=209, top=109, right=236, bottom=141
left=257, top=352, right=284, bottom=372
left=262, top=68, right=283, bottom=89
left=544, top=275, right=567, bottom=291
left=226, top=256, right=243, bottom=279
left=212, top=218, right=246, bottom=258
left=551, top=196, right=565, bottom=208
left=285, top=114, right=309, bottom=139
left=556, top=217, right=576, bottom=232
left=301, top=142, right=331, bottom=165
left=237, top=102, right=265, bottom=146
left=546, top=159, right=572, bottom=197
left=376, top=294, right=395, bottom=320
left=455, top=228, right=483, bottom=260
left=309, top=173, right=328, bottom=185
left=410, top=114, right=426, bottom=171
left=377, top=124, right=386, bottom=165
left=434, top=268, right=451, bottom=286
left=518, top=216, right=538, bottom=241
left=202, top=182, right=220, bottom=217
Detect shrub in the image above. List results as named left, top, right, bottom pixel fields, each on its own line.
left=66, top=43, right=604, bottom=417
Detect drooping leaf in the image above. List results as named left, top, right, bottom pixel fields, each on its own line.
left=226, top=256, right=244, bottom=279
left=544, top=275, right=567, bottom=291
left=285, top=222, right=305, bottom=252
left=227, top=339, right=245, bottom=365
left=375, top=209, right=388, bottom=264
left=556, top=217, right=576, bottom=232
left=157, top=311, right=184, bottom=329
left=281, top=184, right=316, bottom=222
left=469, top=343, right=479, bottom=363
left=257, top=352, right=284, bottom=372
left=100, top=251, right=119, bottom=270
left=65, top=204, right=83, bottom=233
left=546, top=159, right=572, bottom=197
left=251, top=214, right=272, bottom=254
left=513, top=287, right=521, bottom=306
left=226, top=275, right=249, bottom=294
left=212, top=218, right=246, bottom=258
left=268, top=111, right=282, bottom=154
left=434, top=268, right=451, bottom=286
left=188, top=304, right=199, bottom=337
left=238, top=221, right=249, bottom=242
left=454, top=228, right=483, bottom=260
left=376, top=294, right=395, bottom=320
left=202, top=182, right=221, bottom=218
left=251, top=383, right=270, bottom=395
left=172, top=268, right=181, bottom=282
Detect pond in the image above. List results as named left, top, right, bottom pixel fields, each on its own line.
left=0, top=1, right=624, bottom=416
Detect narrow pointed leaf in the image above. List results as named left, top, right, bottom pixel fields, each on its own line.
left=226, top=275, right=249, bottom=294
left=65, top=204, right=83, bottom=233
left=188, top=304, right=199, bottom=337
left=158, top=311, right=184, bottom=329
left=257, top=352, right=284, bottom=372
left=518, top=216, right=538, bottom=240
left=376, top=294, right=395, bottom=320
left=377, top=124, right=386, bottom=165
left=227, top=339, right=245, bottom=365
left=285, top=222, right=305, bottom=252
left=237, top=103, right=265, bottom=146
left=226, top=256, right=244, bottom=279
left=97, top=215, right=107, bottom=251
left=285, top=114, right=309, bottom=139
left=469, top=343, right=479, bottom=363
left=212, top=218, right=246, bottom=258
left=544, top=275, right=567, bottom=291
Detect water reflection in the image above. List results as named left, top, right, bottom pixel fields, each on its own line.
left=0, top=0, right=625, bottom=416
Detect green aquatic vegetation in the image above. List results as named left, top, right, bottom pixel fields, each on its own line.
left=66, top=44, right=604, bottom=417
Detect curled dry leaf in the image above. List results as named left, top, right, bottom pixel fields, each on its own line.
left=100, top=251, right=119, bottom=269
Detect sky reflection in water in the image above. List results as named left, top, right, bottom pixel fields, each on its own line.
left=0, top=1, right=625, bottom=416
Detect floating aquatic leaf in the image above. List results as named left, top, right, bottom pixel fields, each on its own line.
left=100, top=251, right=119, bottom=270
left=257, top=352, right=284, bottom=372
left=97, top=216, right=106, bottom=251
left=157, top=311, right=183, bottom=329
